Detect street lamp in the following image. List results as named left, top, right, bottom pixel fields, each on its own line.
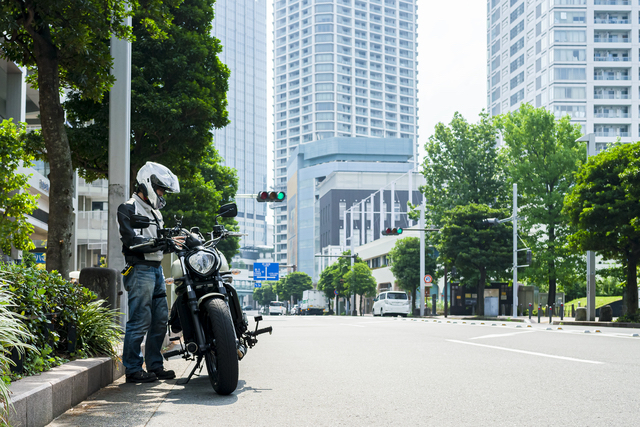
left=576, top=133, right=597, bottom=321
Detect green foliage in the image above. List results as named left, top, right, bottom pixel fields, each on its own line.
left=439, top=204, right=512, bottom=316
left=63, top=0, right=230, bottom=189
left=75, top=301, right=122, bottom=359
left=389, top=237, right=438, bottom=307
left=0, top=120, right=39, bottom=255
left=419, top=111, right=506, bottom=227
left=496, top=104, right=585, bottom=304
left=0, top=283, right=35, bottom=425
left=0, top=262, right=121, bottom=379
left=162, top=146, right=239, bottom=261
left=278, top=272, right=313, bottom=302
left=563, top=142, right=640, bottom=317
left=253, top=284, right=276, bottom=307
left=344, top=263, right=377, bottom=314
left=317, top=264, right=340, bottom=301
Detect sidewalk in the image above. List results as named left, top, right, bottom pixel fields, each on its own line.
left=417, top=313, right=640, bottom=328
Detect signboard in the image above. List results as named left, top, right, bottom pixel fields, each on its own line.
left=334, top=290, right=338, bottom=296
left=253, top=262, right=279, bottom=281
left=254, top=282, right=262, bottom=288
left=33, top=253, right=46, bottom=264
left=424, top=274, right=433, bottom=284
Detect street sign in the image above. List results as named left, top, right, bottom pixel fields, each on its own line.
left=424, top=274, right=433, bottom=284
left=254, top=282, right=262, bottom=288
left=253, top=262, right=280, bottom=281
left=334, top=290, right=338, bottom=296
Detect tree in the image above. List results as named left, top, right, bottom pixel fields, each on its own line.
left=496, top=104, right=585, bottom=306
left=389, top=237, right=438, bottom=311
left=563, top=142, right=640, bottom=319
left=63, top=0, right=230, bottom=192
left=253, top=284, right=276, bottom=308
left=317, top=264, right=340, bottom=301
left=438, top=204, right=512, bottom=316
left=344, top=263, right=377, bottom=315
left=0, top=120, right=39, bottom=256
left=0, top=0, right=175, bottom=278
left=279, top=272, right=313, bottom=303
left=162, top=146, right=239, bottom=262
left=420, top=111, right=506, bottom=227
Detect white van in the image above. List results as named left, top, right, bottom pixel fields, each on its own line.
left=269, top=301, right=286, bottom=315
left=372, top=291, right=410, bottom=317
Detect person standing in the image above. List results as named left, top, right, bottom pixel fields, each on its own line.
left=117, top=161, right=183, bottom=383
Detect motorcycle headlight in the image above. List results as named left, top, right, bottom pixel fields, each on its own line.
left=186, top=250, right=220, bottom=276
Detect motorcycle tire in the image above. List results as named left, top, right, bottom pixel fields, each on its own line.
left=203, top=298, right=239, bottom=395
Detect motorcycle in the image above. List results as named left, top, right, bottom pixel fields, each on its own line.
left=129, top=203, right=271, bottom=395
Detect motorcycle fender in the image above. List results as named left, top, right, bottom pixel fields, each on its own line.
left=197, top=292, right=226, bottom=308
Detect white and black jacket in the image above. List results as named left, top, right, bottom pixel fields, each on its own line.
left=117, top=193, right=167, bottom=267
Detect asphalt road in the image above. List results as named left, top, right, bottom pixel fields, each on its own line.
left=49, top=313, right=640, bottom=426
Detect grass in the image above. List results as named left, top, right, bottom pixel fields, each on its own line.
left=564, top=296, right=622, bottom=309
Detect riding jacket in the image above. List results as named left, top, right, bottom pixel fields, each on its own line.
left=117, top=193, right=167, bottom=267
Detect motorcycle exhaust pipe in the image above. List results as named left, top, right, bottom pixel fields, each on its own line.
left=186, top=342, right=198, bottom=354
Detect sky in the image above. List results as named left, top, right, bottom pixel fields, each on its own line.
left=264, top=0, right=488, bottom=183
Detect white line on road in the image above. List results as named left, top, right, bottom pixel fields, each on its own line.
left=340, top=323, right=365, bottom=328
left=470, top=330, right=537, bottom=340
left=446, top=339, right=604, bottom=364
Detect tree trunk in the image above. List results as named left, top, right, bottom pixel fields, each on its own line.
left=547, top=224, right=557, bottom=307
left=33, top=27, right=74, bottom=279
left=478, top=268, right=486, bottom=316
left=411, top=286, right=416, bottom=316
left=624, top=250, right=638, bottom=317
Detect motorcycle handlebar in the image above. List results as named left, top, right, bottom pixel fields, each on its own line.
left=130, top=239, right=156, bottom=250
left=252, top=327, right=273, bottom=336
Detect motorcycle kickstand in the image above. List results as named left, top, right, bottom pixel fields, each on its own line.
left=176, top=355, right=204, bottom=385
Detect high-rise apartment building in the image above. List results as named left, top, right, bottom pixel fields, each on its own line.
left=487, top=0, right=637, bottom=152
left=212, top=0, right=269, bottom=254
left=273, top=0, right=419, bottom=264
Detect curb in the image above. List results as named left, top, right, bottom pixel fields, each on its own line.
left=8, top=357, right=124, bottom=427
left=553, top=320, right=640, bottom=328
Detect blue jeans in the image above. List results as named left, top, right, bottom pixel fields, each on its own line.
left=123, top=265, right=168, bottom=375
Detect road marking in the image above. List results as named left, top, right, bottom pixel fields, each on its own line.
left=470, top=330, right=536, bottom=340
left=340, top=323, right=365, bottom=328
left=446, top=340, right=604, bottom=364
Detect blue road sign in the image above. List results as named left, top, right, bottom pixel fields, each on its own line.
left=253, top=262, right=279, bottom=281
left=254, top=282, right=262, bottom=288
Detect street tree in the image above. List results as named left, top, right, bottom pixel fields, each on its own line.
left=317, top=263, right=340, bottom=302
left=279, top=272, right=313, bottom=303
left=0, top=121, right=39, bottom=256
left=62, top=0, right=230, bottom=192
left=162, top=146, right=239, bottom=262
left=253, top=284, right=276, bottom=308
left=420, top=111, right=506, bottom=227
left=438, top=204, right=512, bottom=316
left=0, top=0, right=176, bottom=278
left=496, top=104, right=585, bottom=306
left=389, top=237, right=438, bottom=311
left=344, top=263, right=377, bottom=315
left=563, top=142, right=640, bottom=319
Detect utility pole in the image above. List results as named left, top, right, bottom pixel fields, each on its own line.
left=419, top=197, right=425, bottom=316
left=577, top=133, right=597, bottom=321
left=512, top=184, right=518, bottom=317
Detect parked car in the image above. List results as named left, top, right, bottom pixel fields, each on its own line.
left=372, top=291, right=410, bottom=317
left=292, top=304, right=300, bottom=315
left=269, top=301, right=286, bottom=315
left=243, top=305, right=254, bottom=311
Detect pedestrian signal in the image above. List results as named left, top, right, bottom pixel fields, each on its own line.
left=256, top=191, right=286, bottom=202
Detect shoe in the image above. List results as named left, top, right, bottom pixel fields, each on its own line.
left=151, top=367, right=176, bottom=380
left=126, top=370, right=157, bottom=383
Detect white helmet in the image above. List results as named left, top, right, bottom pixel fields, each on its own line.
left=135, top=162, right=180, bottom=209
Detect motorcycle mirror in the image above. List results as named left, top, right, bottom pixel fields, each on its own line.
left=130, top=214, right=151, bottom=229
left=216, top=203, right=238, bottom=219
left=254, top=315, right=263, bottom=322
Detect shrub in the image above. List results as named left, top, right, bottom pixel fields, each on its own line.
left=0, top=281, right=35, bottom=425
left=0, top=262, right=121, bottom=378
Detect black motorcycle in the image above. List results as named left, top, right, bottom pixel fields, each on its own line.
left=130, top=203, right=271, bottom=394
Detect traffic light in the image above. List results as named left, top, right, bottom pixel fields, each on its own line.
left=381, top=227, right=403, bottom=236
left=256, top=191, right=286, bottom=202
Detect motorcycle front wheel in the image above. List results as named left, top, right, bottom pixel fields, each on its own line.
left=203, top=298, right=239, bottom=395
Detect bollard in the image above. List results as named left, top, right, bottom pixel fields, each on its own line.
left=572, top=304, right=575, bottom=318
left=549, top=304, right=553, bottom=323
left=560, top=303, right=564, bottom=320
left=538, top=304, right=541, bottom=323
left=529, top=303, right=532, bottom=320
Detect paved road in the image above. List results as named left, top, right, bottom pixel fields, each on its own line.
left=49, top=313, right=640, bottom=426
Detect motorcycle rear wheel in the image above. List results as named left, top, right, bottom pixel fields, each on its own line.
left=203, top=298, right=238, bottom=395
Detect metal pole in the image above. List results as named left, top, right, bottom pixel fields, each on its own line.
left=390, top=181, right=395, bottom=229
left=444, top=266, right=448, bottom=318
left=351, top=206, right=356, bottom=316
left=419, top=197, right=425, bottom=317
left=580, top=133, right=597, bottom=321
left=107, top=17, right=132, bottom=326
left=512, top=184, right=518, bottom=317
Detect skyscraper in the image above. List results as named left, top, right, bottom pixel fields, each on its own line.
left=212, top=0, right=269, bottom=253
left=273, top=0, right=419, bottom=264
left=487, top=0, right=637, bottom=153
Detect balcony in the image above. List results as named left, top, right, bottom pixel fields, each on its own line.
left=594, top=36, right=630, bottom=43
left=594, top=51, right=630, bottom=61
left=594, top=92, right=630, bottom=99
left=594, top=69, right=630, bottom=80
left=594, top=0, right=630, bottom=4
left=594, top=18, right=630, bottom=24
